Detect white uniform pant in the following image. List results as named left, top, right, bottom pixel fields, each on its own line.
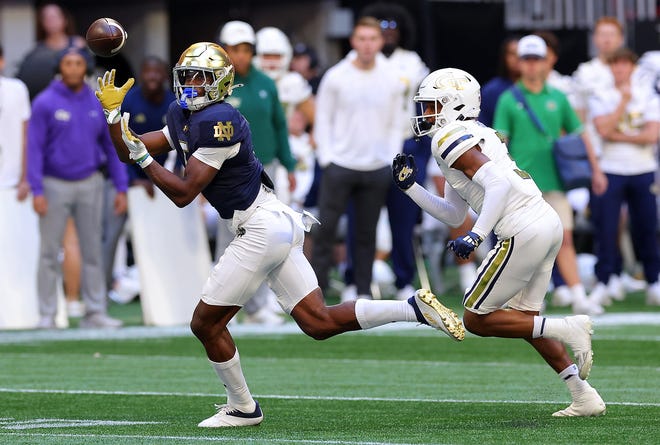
left=463, top=208, right=563, bottom=314
left=202, top=187, right=318, bottom=314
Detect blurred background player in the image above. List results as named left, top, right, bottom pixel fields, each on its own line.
left=255, top=26, right=314, bottom=124
left=588, top=47, right=660, bottom=307
left=573, top=18, right=650, bottom=302
left=254, top=25, right=315, bottom=209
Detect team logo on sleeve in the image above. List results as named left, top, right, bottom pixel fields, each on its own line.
left=213, top=121, right=234, bottom=142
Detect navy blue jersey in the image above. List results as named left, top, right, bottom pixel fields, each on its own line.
left=166, top=101, right=265, bottom=218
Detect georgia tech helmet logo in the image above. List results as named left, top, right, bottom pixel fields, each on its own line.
left=434, top=75, right=470, bottom=91
left=214, top=121, right=234, bottom=142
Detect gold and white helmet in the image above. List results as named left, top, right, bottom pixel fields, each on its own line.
left=173, top=42, right=235, bottom=111
left=411, top=68, right=481, bottom=137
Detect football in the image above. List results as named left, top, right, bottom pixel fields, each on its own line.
left=86, top=18, right=127, bottom=57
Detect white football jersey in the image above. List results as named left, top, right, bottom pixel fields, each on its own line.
left=387, top=48, right=430, bottom=137
left=588, top=73, right=660, bottom=175
left=431, top=120, right=548, bottom=239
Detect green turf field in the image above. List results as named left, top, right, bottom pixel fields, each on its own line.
left=1, top=291, right=659, bottom=445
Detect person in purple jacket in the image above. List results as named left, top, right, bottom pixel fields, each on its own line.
left=27, top=46, right=129, bottom=329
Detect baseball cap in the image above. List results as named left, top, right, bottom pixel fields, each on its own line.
left=56, top=45, right=95, bottom=74
left=219, top=21, right=256, bottom=46
left=57, top=46, right=94, bottom=67
left=517, top=35, right=547, bottom=59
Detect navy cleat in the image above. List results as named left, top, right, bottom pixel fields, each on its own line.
left=408, top=289, right=465, bottom=341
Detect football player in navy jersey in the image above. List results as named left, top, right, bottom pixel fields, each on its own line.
left=95, top=42, right=464, bottom=428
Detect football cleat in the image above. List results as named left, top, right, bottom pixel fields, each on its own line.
left=198, top=401, right=263, bottom=427
left=563, top=315, right=594, bottom=380
left=552, top=386, right=606, bottom=417
left=408, top=289, right=465, bottom=341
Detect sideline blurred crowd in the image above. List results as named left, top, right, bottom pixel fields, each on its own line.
left=1, top=2, right=659, bottom=330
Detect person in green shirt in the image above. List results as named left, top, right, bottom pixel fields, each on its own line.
left=219, top=21, right=297, bottom=193
left=493, top=35, right=607, bottom=316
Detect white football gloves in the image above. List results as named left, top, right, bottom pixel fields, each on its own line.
left=120, top=113, right=153, bottom=168
left=95, top=69, right=135, bottom=124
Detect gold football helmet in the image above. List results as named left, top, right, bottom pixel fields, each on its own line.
left=173, top=42, right=235, bottom=111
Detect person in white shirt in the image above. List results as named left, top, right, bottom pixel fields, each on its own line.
left=313, top=16, right=404, bottom=300
left=574, top=19, right=653, bottom=300
left=340, top=3, right=434, bottom=300
left=573, top=17, right=625, bottom=131
left=588, top=47, right=660, bottom=307
left=358, top=3, right=438, bottom=300
left=0, top=44, right=31, bottom=198
left=393, top=67, right=606, bottom=417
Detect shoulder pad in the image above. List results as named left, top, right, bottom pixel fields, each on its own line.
left=432, top=121, right=480, bottom=167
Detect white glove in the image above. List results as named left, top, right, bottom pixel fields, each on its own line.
left=120, top=112, right=153, bottom=168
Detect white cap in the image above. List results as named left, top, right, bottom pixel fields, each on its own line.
left=517, top=35, right=547, bottom=59
left=219, top=21, right=256, bottom=46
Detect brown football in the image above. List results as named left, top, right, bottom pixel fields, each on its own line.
left=86, top=18, right=127, bottom=57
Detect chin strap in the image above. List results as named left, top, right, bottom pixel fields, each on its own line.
left=227, top=83, right=244, bottom=96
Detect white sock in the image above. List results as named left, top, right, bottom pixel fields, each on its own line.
left=532, top=315, right=546, bottom=339
left=559, top=364, right=589, bottom=398
left=536, top=317, right=568, bottom=342
left=210, top=350, right=256, bottom=413
left=458, top=263, right=477, bottom=290
left=354, top=299, right=417, bottom=329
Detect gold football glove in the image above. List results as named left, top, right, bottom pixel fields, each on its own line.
left=95, top=69, right=135, bottom=124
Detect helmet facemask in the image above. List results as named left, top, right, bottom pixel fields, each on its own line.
left=256, top=53, right=289, bottom=80
left=255, top=27, right=293, bottom=81
left=173, top=66, right=231, bottom=111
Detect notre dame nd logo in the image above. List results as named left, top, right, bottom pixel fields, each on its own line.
left=214, top=121, right=234, bottom=142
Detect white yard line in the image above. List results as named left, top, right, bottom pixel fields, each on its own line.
left=0, top=387, right=658, bottom=407
left=0, top=432, right=425, bottom=445
left=0, top=312, right=659, bottom=344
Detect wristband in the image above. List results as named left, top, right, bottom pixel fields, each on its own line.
left=135, top=153, right=153, bottom=169
left=105, top=108, right=121, bottom=125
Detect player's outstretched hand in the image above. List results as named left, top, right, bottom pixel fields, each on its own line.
left=95, top=69, right=134, bottom=124
left=448, top=231, right=483, bottom=259
left=120, top=113, right=152, bottom=168
left=392, top=153, right=417, bottom=190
